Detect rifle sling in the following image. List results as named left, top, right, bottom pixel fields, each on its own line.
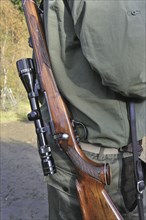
left=129, top=102, right=145, bottom=220
left=40, top=0, right=71, bottom=16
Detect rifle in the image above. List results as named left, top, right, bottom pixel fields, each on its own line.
left=16, top=0, right=124, bottom=219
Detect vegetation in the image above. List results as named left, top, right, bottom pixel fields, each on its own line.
left=0, top=0, right=33, bottom=122
left=0, top=101, right=30, bottom=123
left=11, top=0, right=24, bottom=11
left=0, top=0, right=32, bottom=94
left=11, top=0, right=41, bottom=12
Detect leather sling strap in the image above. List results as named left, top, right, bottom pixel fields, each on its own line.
left=129, top=102, right=145, bottom=220
left=39, top=0, right=71, bottom=15
left=62, top=0, right=72, bottom=16
left=40, top=0, right=72, bottom=15
left=39, top=0, right=44, bottom=11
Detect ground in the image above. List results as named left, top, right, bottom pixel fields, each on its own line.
left=1, top=121, right=49, bottom=220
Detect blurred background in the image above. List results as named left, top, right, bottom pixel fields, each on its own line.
left=0, top=0, right=43, bottom=121
left=0, top=0, right=33, bottom=121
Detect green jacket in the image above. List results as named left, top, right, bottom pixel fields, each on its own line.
left=43, top=0, right=146, bottom=148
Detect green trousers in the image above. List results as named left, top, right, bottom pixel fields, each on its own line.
left=46, top=144, right=146, bottom=220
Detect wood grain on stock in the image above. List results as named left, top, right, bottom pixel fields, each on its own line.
left=76, top=172, right=123, bottom=220
left=22, top=0, right=124, bottom=219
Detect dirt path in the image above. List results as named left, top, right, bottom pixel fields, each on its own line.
left=0, top=121, right=48, bottom=220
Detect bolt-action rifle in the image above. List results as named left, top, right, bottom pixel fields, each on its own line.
left=16, top=0, right=124, bottom=219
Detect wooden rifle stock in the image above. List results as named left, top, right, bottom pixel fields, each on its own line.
left=21, top=1, right=123, bottom=219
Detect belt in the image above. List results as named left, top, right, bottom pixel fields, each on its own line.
left=119, top=140, right=142, bottom=156
left=80, top=140, right=142, bottom=155
left=81, top=142, right=119, bottom=154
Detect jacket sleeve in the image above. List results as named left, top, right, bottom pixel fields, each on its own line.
left=66, top=0, right=146, bottom=98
